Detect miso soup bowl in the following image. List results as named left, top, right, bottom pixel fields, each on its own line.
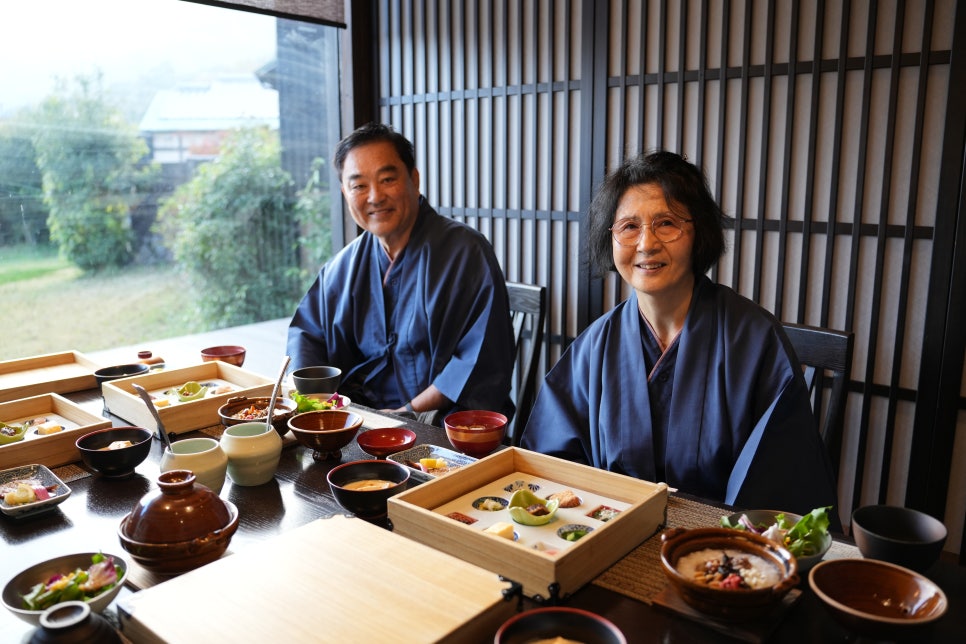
left=326, top=459, right=410, bottom=519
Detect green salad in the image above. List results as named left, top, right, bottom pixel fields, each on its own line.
left=21, top=553, right=122, bottom=611
left=721, top=506, right=831, bottom=558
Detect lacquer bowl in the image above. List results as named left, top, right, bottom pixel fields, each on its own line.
left=326, top=459, right=410, bottom=519
left=356, top=427, right=417, bottom=458
left=660, top=527, right=798, bottom=620
left=443, top=410, right=507, bottom=457
left=288, top=410, right=362, bottom=461
left=200, top=345, right=246, bottom=367
left=75, top=426, right=153, bottom=478
left=495, top=607, right=627, bottom=644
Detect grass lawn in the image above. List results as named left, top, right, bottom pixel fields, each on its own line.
left=0, top=245, right=206, bottom=360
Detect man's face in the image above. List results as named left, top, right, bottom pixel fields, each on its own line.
left=340, top=140, right=421, bottom=251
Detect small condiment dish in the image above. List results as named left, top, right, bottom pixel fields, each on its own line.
left=356, top=427, right=417, bottom=458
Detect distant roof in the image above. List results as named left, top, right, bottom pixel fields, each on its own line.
left=139, top=74, right=278, bottom=133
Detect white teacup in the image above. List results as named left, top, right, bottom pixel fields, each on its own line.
left=220, top=422, right=283, bottom=486
left=159, top=437, right=228, bottom=493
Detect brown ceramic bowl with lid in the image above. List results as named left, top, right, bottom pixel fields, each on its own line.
left=660, top=527, right=799, bottom=620
left=117, top=470, right=239, bottom=574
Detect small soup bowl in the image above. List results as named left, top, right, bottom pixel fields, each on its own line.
left=326, top=459, right=411, bottom=519
left=200, top=345, right=246, bottom=367
left=851, top=505, right=947, bottom=573
left=443, top=410, right=508, bottom=457
left=76, top=426, right=153, bottom=478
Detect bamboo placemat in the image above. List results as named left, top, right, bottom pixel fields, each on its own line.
left=591, top=496, right=860, bottom=605
left=52, top=462, right=92, bottom=484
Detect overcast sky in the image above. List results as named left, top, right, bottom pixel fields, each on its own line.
left=0, top=0, right=276, bottom=115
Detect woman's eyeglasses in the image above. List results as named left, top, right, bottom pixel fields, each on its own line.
left=609, top=215, right=692, bottom=246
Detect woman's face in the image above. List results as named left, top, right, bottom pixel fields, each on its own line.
left=611, top=183, right=695, bottom=301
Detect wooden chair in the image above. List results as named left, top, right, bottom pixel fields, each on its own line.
left=505, top=281, right=547, bottom=446
left=782, top=322, right=854, bottom=477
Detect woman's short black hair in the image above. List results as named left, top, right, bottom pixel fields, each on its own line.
left=587, top=150, right=728, bottom=277
left=333, top=122, right=416, bottom=179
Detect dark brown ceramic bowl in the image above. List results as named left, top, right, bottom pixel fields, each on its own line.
left=217, top=395, right=296, bottom=436
left=93, top=363, right=149, bottom=386
left=851, top=505, right=948, bottom=573
left=443, top=410, right=508, bottom=457
left=287, top=409, right=362, bottom=461
left=495, top=607, right=627, bottom=644
left=326, top=459, right=410, bottom=519
left=809, top=558, right=948, bottom=639
left=660, top=527, right=799, bottom=621
left=199, top=345, right=246, bottom=367
left=75, top=426, right=153, bottom=478
left=356, top=427, right=417, bottom=458
left=117, top=470, right=238, bottom=574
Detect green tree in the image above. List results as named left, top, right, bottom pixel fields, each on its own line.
left=157, top=126, right=301, bottom=328
left=293, top=156, right=333, bottom=286
left=0, top=123, right=47, bottom=246
left=26, top=73, right=158, bottom=271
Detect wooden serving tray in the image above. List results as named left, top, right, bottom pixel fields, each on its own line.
left=101, top=362, right=274, bottom=437
left=118, top=516, right=517, bottom=643
left=388, top=447, right=669, bottom=600
left=0, top=393, right=111, bottom=469
left=0, top=351, right=101, bottom=403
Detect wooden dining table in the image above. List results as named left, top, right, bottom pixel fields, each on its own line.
left=2, top=321, right=964, bottom=643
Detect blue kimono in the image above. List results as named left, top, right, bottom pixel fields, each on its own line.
left=520, top=276, right=838, bottom=517
left=287, top=198, right=515, bottom=417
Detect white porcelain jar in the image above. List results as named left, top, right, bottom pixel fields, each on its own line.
left=220, top=422, right=283, bottom=486
left=159, top=437, right=228, bottom=493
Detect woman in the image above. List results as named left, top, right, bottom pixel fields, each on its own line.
left=520, top=151, right=838, bottom=517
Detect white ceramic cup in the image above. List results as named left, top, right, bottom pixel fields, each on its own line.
left=220, top=422, right=283, bottom=486
left=159, top=437, right=228, bottom=493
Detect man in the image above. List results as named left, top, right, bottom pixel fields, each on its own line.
left=287, top=123, right=515, bottom=424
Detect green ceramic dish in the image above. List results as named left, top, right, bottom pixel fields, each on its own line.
left=507, top=488, right=559, bottom=526
left=0, top=422, right=27, bottom=445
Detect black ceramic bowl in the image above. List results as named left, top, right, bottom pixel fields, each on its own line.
left=93, top=363, right=149, bottom=386
left=326, top=459, right=410, bottom=519
left=75, top=426, right=153, bottom=477
left=851, top=505, right=947, bottom=572
left=495, top=607, right=627, bottom=644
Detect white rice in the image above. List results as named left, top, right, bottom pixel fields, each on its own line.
left=675, top=547, right=781, bottom=589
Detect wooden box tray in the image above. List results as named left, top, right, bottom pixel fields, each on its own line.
left=388, top=447, right=669, bottom=600
left=0, top=393, right=111, bottom=469
left=101, top=362, right=274, bottom=437
left=0, top=351, right=101, bottom=403
left=118, top=515, right=517, bottom=643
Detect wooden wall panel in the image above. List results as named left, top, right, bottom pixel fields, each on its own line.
left=365, top=0, right=965, bottom=551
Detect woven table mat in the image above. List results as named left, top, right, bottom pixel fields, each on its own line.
left=52, top=463, right=93, bottom=484
left=591, top=497, right=859, bottom=605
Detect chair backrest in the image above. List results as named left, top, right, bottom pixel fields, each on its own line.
left=781, top=322, right=854, bottom=477
left=505, top=281, right=547, bottom=446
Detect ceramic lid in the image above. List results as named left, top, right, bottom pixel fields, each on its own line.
left=121, top=470, right=233, bottom=543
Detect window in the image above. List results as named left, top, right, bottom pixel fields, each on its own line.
left=0, top=0, right=342, bottom=360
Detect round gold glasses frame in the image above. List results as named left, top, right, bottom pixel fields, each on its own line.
left=609, top=216, right=693, bottom=246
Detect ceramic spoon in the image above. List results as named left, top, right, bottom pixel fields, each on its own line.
left=264, top=355, right=291, bottom=431
left=132, top=382, right=175, bottom=452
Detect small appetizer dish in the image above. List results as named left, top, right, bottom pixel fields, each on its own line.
left=508, top=488, right=560, bottom=526
left=389, top=444, right=477, bottom=483
left=0, top=464, right=72, bottom=518
left=2, top=552, right=128, bottom=625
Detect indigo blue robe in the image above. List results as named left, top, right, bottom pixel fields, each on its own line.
left=287, top=198, right=515, bottom=417
left=520, top=276, right=838, bottom=517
